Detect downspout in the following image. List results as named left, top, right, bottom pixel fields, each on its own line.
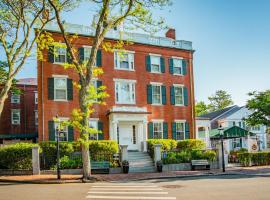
left=24, top=84, right=26, bottom=134
left=189, top=52, right=196, bottom=138
left=41, top=60, right=45, bottom=141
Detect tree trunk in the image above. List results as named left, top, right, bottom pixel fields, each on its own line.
left=0, top=79, right=13, bottom=119
left=79, top=83, right=91, bottom=180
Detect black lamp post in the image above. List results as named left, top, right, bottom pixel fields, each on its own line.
left=55, top=116, right=65, bottom=180
left=218, top=125, right=225, bottom=172
left=256, top=135, right=262, bottom=152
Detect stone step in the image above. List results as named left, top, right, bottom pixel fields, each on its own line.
left=129, top=166, right=156, bottom=173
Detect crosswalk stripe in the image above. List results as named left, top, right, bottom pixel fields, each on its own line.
left=92, top=186, right=158, bottom=188
left=88, top=191, right=168, bottom=195
left=86, top=195, right=176, bottom=199
left=89, top=188, right=163, bottom=191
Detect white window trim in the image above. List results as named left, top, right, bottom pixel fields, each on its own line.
left=149, top=53, right=161, bottom=57
left=114, top=50, right=135, bottom=71
left=11, top=94, right=20, bottom=104
left=151, top=119, right=164, bottom=122
left=52, top=74, right=69, bottom=78
left=53, top=43, right=67, bottom=64
left=34, top=91, right=38, bottom=104
left=172, top=57, right=184, bottom=76
left=35, top=110, right=38, bottom=125
left=174, top=85, right=184, bottom=106
left=149, top=54, right=162, bottom=73
left=54, top=117, right=69, bottom=142
left=11, top=109, right=20, bottom=125
left=151, top=83, right=162, bottom=105
left=152, top=121, right=163, bottom=139
left=54, top=77, right=68, bottom=101
left=175, top=121, right=185, bottom=141
left=175, top=119, right=186, bottom=123
left=172, top=56, right=183, bottom=59
left=89, top=118, right=99, bottom=140
left=114, top=80, right=136, bottom=104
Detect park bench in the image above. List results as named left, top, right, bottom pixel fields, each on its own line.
left=91, top=161, right=110, bottom=174
left=191, top=160, right=210, bottom=171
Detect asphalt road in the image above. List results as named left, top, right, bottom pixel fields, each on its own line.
left=0, top=175, right=270, bottom=200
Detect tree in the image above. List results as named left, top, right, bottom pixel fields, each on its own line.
left=47, top=0, right=170, bottom=180
left=208, top=90, right=233, bottom=112
left=195, top=101, right=209, bottom=116
left=245, top=90, right=270, bottom=127
left=0, top=0, right=72, bottom=119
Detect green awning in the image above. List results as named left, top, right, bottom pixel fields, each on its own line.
left=210, top=126, right=255, bottom=139
left=0, top=133, right=38, bottom=139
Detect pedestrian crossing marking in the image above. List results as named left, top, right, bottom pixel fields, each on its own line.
left=86, top=195, right=176, bottom=199
left=88, top=191, right=168, bottom=194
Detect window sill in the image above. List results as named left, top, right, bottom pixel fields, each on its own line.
left=152, top=103, right=163, bottom=106
left=173, top=73, right=184, bottom=76
left=53, top=62, right=66, bottom=65
left=150, top=71, right=162, bottom=74
left=114, top=67, right=135, bottom=72
left=116, top=102, right=136, bottom=105
left=175, top=104, right=184, bottom=107
left=54, top=99, right=68, bottom=102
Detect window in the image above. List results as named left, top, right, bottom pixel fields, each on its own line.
left=176, top=122, right=185, bottom=140
left=238, top=122, right=242, bottom=128
left=173, top=58, right=183, bottom=75
left=132, top=125, right=136, bottom=144
left=54, top=46, right=66, bottom=63
left=251, top=125, right=260, bottom=131
left=150, top=55, right=161, bottom=73
left=115, top=80, right=135, bottom=104
left=114, top=51, right=134, bottom=70
left=11, top=94, right=20, bottom=104
left=198, top=127, right=206, bottom=139
left=232, top=138, right=241, bottom=149
left=54, top=121, right=68, bottom=141
left=35, top=111, right=38, bottom=125
left=54, top=78, right=67, bottom=100
left=153, top=122, right=163, bottom=139
left=174, top=86, right=184, bottom=105
left=34, top=92, right=38, bottom=104
left=152, top=85, right=162, bottom=104
left=11, top=109, right=20, bottom=125
left=89, top=120, right=98, bottom=140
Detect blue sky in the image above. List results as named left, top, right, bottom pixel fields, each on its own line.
left=17, top=0, right=270, bottom=106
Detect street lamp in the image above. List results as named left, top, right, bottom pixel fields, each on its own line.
left=256, top=135, right=262, bottom=152
left=218, top=125, right=225, bottom=172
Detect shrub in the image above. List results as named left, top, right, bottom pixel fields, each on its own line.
left=88, top=140, right=118, bottom=155
left=59, top=155, right=82, bottom=169
left=147, top=139, right=177, bottom=157
left=238, top=152, right=270, bottom=167
left=0, top=143, right=37, bottom=170
left=177, top=139, right=206, bottom=151
left=202, top=150, right=217, bottom=161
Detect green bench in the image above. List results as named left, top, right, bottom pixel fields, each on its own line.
left=91, top=161, right=110, bottom=174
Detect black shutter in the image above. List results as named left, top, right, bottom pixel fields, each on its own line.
left=146, top=55, right=151, bottom=72
left=184, top=87, right=188, bottom=106
left=48, top=45, right=54, bottom=63
left=170, top=86, right=175, bottom=105
left=160, top=57, right=165, bottom=73
left=48, top=78, right=54, bottom=100
left=147, top=85, right=152, bottom=104
left=169, top=58, right=174, bottom=74
left=172, top=122, right=176, bottom=140
left=163, top=122, right=168, bottom=139
left=148, top=122, right=153, bottom=139
left=67, top=47, right=72, bottom=64
left=96, top=49, right=102, bottom=67
left=68, top=126, right=74, bottom=141
left=182, top=59, right=187, bottom=75
left=79, top=47, right=85, bottom=63
left=67, top=79, right=73, bottom=100
left=48, top=120, right=55, bottom=141
left=162, top=85, right=166, bottom=105
left=98, top=121, right=104, bottom=140
left=185, top=122, right=190, bottom=139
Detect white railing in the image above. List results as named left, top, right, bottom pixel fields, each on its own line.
left=44, top=22, right=193, bottom=50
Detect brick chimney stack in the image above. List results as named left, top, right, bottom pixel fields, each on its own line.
left=165, top=28, right=176, bottom=40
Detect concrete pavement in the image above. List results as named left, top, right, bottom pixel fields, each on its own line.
left=0, top=174, right=270, bottom=200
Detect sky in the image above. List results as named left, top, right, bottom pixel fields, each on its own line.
left=16, top=0, right=270, bottom=106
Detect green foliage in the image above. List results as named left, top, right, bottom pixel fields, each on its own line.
left=238, top=152, right=270, bottom=167
left=208, top=90, right=234, bottom=112
left=195, top=101, right=209, bottom=116
left=177, top=139, right=206, bottom=151
left=59, top=155, right=82, bottom=169
left=88, top=140, right=118, bottom=155
left=245, top=90, right=270, bottom=127
left=0, top=61, right=20, bottom=94
left=147, top=139, right=177, bottom=157
left=0, top=143, right=37, bottom=170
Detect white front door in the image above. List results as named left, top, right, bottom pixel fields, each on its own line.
left=119, top=123, right=138, bottom=150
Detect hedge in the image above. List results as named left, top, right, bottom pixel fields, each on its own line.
left=238, top=152, right=270, bottom=167
left=0, top=143, right=38, bottom=170
left=177, top=139, right=206, bottom=151
left=163, top=150, right=216, bottom=164
left=147, top=139, right=177, bottom=157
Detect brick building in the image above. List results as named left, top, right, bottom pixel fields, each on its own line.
left=38, top=23, right=196, bottom=151
left=0, top=78, right=38, bottom=144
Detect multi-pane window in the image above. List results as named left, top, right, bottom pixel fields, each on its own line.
left=232, top=138, right=241, bottom=149
left=11, top=109, right=20, bottom=125
left=153, top=122, right=163, bottom=139
left=54, top=46, right=66, bottom=63
left=175, top=122, right=185, bottom=140
left=34, top=92, right=38, bottom=104
left=174, top=86, right=184, bottom=105
left=54, top=78, right=67, bottom=100
left=115, top=80, right=135, bottom=104
left=54, top=121, right=68, bottom=141
left=35, top=111, right=38, bottom=125
left=89, top=120, right=98, bottom=140
left=150, top=55, right=161, bottom=72
left=115, top=51, right=134, bottom=70
left=251, top=125, right=260, bottom=131
left=152, top=85, right=162, bottom=104
left=11, top=94, right=20, bottom=104
left=173, top=58, right=183, bottom=75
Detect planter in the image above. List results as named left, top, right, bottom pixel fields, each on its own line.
left=122, top=165, right=129, bottom=174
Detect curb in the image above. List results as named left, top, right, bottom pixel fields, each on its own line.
left=0, top=179, right=83, bottom=184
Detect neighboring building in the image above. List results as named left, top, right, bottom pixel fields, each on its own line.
left=0, top=78, right=38, bottom=144
left=196, top=105, right=268, bottom=152
left=38, top=23, right=196, bottom=151
left=195, top=116, right=211, bottom=148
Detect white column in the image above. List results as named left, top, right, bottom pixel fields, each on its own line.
left=142, top=121, right=148, bottom=152
left=153, top=144, right=162, bottom=166
left=112, top=121, right=118, bottom=141
left=120, top=145, right=128, bottom=161
left=32, top=146, right=40, bottom=175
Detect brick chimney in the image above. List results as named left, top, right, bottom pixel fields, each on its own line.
left=165, top=28, right=176, bottom=40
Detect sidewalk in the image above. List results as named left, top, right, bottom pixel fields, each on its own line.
left=0, top=166, right=269, bottom=184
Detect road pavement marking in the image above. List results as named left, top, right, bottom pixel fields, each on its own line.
left=92, top=185, right=158, bottom=188
left=88, top=191, right=168, bottom=195
left=89, top=188, right=163, bottom=191
left=86, top=195, right=176, bottom=199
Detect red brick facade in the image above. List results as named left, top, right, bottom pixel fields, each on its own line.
left=0, top=79, right=38, bottom=144
left=38, top=30, right=196, bottom=143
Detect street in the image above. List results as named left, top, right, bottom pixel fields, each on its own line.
left=0, top=175, right=270, bottom=200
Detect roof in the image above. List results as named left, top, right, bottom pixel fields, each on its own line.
left=209, top=126, right=255, bottom=139
left=199, top=105, right=241, bottom=121
left=42, top=22, right=193, bottom=51
left=17, top=78, right=37, bottom=86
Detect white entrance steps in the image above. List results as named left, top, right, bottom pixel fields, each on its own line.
left=128, top=151, right=156, bottom=173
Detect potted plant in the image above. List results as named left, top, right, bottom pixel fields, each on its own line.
left=122, top=160, right=129, bottom=174
left=156, top=160, right=163, bottom=172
